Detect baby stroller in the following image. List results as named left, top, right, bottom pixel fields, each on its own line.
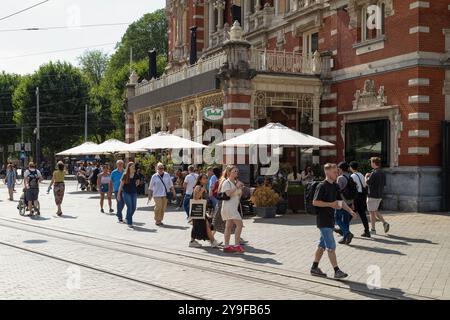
left=17, top=188, right=40, bottom=216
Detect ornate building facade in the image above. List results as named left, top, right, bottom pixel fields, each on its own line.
left=124, top=0, right=450, bottom=212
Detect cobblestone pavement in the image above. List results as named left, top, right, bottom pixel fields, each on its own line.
left=1, top=181, right=449, bottom=299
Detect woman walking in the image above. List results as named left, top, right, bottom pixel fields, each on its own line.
left=118, top=162, right=140, bottom=229
left=219, top=165, right=245, bottom=254
left=97, top=164, right=113, bottom=214
left=189, top=174, right=220, bottom=248
left=5, top=163, right=16, bottom=201
left=48, top=161, right=66, bottom=216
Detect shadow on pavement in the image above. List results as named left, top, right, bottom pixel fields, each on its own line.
left=159, top=224, right=189, bottom=230
left=137, top=206, right=155, bottom=211
left=200, top=246, right=282, bottom=265
left=23, top=239, right=48, bottom=244
left=356, top=236, right=409, bottom=246
left=132, top=226, right=157, bottom=233
left=67, top=191, right=97, bottom=195
left=30, top=216, right=51, bottom=221
left=57, top=214, right=78, bottom=219
left=350, top=244, right=406, bottom=255
left=385, top=234, right=438, bottom=245
left=251, top=214, right=317, bottom=226
left=343, top=279, right=417, bottom=300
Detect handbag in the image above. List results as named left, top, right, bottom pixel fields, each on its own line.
left=216, top=180, right=232, bottom=201
left=157, top=173, right=172, bottom=200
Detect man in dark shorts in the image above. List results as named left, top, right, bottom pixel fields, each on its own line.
left=311, top=163, right=356, bottom=279
left=24, top=162, right=43, bottom=215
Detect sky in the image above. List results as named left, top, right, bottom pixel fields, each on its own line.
left=0, top=0, right=166, bottom=75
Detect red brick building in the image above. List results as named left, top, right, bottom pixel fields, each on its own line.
left=125, top=0, right=450, bottom=211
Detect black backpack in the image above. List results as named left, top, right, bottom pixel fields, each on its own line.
left=341, top=175, right=358, bottom=200
left=305, top=180, right=323, bottom=215
left=28, top=170, right=39, bottom=189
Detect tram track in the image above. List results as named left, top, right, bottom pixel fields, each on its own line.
left=0, top=216, right=432, bottom=300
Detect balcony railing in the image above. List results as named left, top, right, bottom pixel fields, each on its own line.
left=250, top=49, right=323, bottom=75
left=134, top=52, right=227, bottom=96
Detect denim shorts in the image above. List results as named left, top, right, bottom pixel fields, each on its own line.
left=318, top=227, right=336, bottom=251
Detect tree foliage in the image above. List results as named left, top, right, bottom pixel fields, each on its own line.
left=77, top=50, right=109, bottom=86
left=13, top=61, right=90, bottom=159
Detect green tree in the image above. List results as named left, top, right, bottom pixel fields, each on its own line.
left=77, top=49, right=109, bottom=86
left=13, top=61, right=90, bottom=161
left=0, top=72, right=21, bottom=165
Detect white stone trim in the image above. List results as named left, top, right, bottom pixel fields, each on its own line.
left=223, top=103, right=250, bottom=111
left=408, top=112, right=430, bottom=120
left=322, top=93, right=337, bottom=101
left=408, top=78, right=430, bottom=86
left=332, top=50, right=338, bottom=56
left=409, top=1, right=430, bottom=9
left=320, top=149, right=337, bottom=157
left=192, top=15, right=204, bottom=19
left=331, top=29, right=338, bottom=36
left=223, top=118, right=251, bottom=126
left=320, top=107, right=337, bottom=115
left=408, top=95, right=430, bottom=104
left=409, top=26, right=430, bottom=34
left=408, top=130, right=430, bottom=138
left=320, top=121, right=337, bottom=129
left=408, top=147, right=430, bottom=155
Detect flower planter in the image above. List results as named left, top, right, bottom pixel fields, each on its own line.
left=288, top=194, right=305, bottom=213
left=255, top=206, right=277, bottom=218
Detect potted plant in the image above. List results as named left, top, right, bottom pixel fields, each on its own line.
left=250, top=185, right=280, bottom=218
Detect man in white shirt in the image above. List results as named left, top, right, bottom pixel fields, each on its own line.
left=182, top=165, right=198, bottom=218
left=149, top=162, right=176, bottom=226
left=350, top=161, right=370, bottom=238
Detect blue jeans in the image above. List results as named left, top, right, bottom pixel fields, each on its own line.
left=210, top=196, right=218, bottom=210
left=318, top=228, right=336, bottom=250
left=115, top=192, right=125, bottom=221
left=122, top=191, right=137, bottom=226
left=183, top=194, right=192, bottom=217
left=335, top=208, right=351, bottom=239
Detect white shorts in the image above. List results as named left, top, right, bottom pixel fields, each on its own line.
left=367, top=198, right=382, bottom=212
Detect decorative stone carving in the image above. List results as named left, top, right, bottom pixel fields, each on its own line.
left=276, top=30, right=286, bottom=50
left=352, top=80, right=387, bottom=110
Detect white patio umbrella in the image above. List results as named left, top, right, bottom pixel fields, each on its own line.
left=130, top=131, right=207, bottom=150
left=91, top=139, right=147, bottom=155
left=56, top=141, right=99, bottom=156
left=218, top=123, right=334, bottom=147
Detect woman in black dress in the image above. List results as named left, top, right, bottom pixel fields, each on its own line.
left=189, top=174, right=220, bottom=248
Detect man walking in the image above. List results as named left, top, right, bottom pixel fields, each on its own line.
left=182, top=165, right=198, bottom=218
left=366, top=157, right=389, bottom=234
left=111, top=160, right=125, bottom=223
left=149, top=163, right=176, bottom=226
left=350, top=161, right=371, bottom=238
left=311, top=163, right=356, bottom=279
left=24, top=162, right=43, bottom=215
left=335, top=162, right=358, bottom=244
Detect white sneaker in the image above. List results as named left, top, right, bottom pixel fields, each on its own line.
left=189, top=240, right=202, bottom=248
left=210, top=240, right=220, bottom=248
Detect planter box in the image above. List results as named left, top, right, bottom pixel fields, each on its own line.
left=288, top=194, right=305, bottom=213
left=255, top=206, right=277, bottom=218
left=276, top=200, right=288, bottom=215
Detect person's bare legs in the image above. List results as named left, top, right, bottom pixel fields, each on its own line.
left=314, top=247, right=325, bottom=264
left=375, top=211, right=386, bottom=223
left=224, top=220, right=232, bottom=246
left=8, top=187, right=13, bottom=200
left=206, top=220, right=216, bottom=243
left=369, top=211, right=377, bottom=230
left=233, top=219, right=243, bottom=246
left=100, top=193, right=105, bottom=210
left=327, top=250, right=338, bottom=268
left=107, top=192, right=112, bottom=211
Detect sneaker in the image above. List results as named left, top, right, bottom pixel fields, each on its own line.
left=334, top=228, right=343, bottom=236
left=223, top=245, right=236, bottom=253
left=127, top=225, right=134, bottom=229
left=383, top=222, right=390, bottom=233
left=117, top=219, right=124, bottom=224
left=334, top=269, right=348, bottom=279
left=210, top=240, right=220, bottom=248
left=345, top=233, right=354, bottom=245
left=240, top=238, right=249, bottom=245
left=189, top=240, right=202, bottom=248
left=109, top=209, right=114, bottom=214
left=338, top=238, right=346, bottom=244
left=361, top=231, right=371, bottom=238
left=101, top=209, right=105, bottom=213
left=371, top=229, right=377, bottom=234
left=310, top=267, right=327, bottom=278
left=233, top=245, right=245, bottom=254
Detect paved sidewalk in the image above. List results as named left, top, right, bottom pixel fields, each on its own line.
left=1, top=181, right=449, bottom=299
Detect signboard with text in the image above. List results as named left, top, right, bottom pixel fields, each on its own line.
left=203, top=106, right=224, bottom=123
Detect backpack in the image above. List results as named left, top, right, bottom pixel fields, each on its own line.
left=211, top=180, right=220, bottom=198
left=305, top=180, right=323, bottom=215
left=28, top=170, right=39, bottom=189
left=341, top=175, right=358, bottom=200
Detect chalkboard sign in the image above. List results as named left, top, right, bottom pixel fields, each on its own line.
left=237, top=164, right=251, bottom=186
left=189, top=199, right=207, bottom=220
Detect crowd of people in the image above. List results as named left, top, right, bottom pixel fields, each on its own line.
left=2, top=156, right=389, bottom=269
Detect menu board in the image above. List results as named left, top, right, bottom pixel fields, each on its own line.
left=189, top=199, right=207, bottom=220
left=237, top=164, right=251, bottom=186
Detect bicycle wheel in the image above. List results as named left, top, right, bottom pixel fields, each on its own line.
left=18, top=201, right=26, bottom=216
